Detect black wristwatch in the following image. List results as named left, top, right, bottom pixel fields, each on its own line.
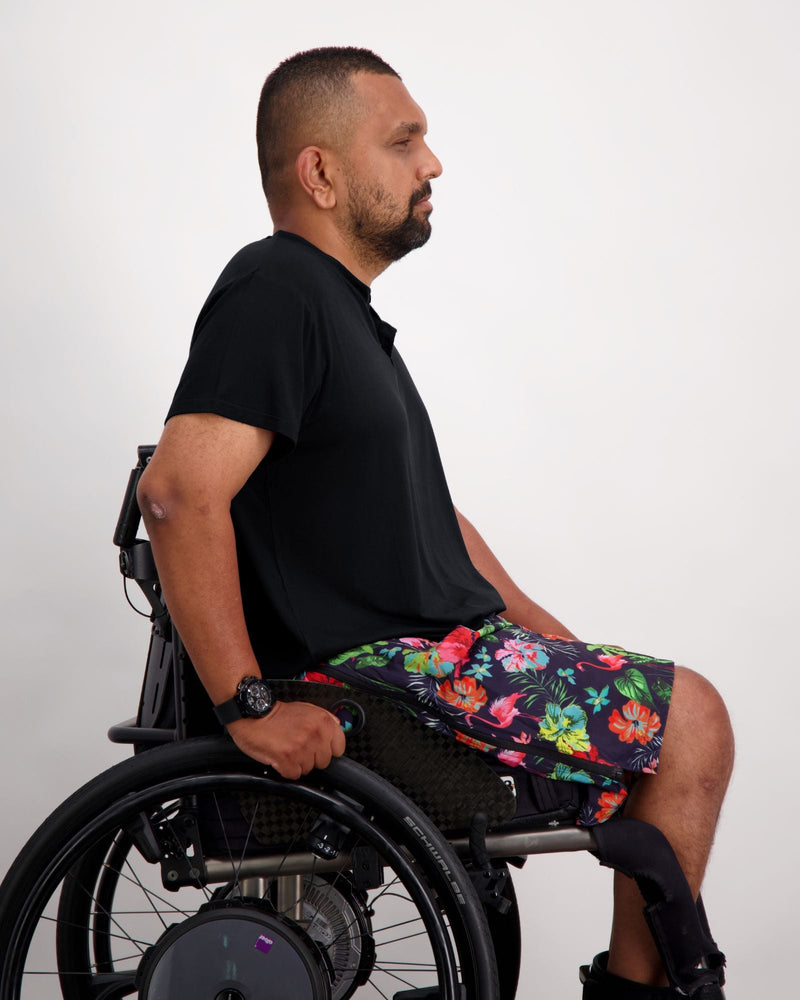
left=213, top=676, right=275, bottom=726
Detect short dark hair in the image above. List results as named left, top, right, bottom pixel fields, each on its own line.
left=256, top=46, right=400, bottom=207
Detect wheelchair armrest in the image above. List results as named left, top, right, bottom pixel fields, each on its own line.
left=107, top=718, right=177, bottom=746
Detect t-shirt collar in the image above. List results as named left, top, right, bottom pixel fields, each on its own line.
left=273, top=230, right=371, bottom=302
left=370, top=308, right=397, bottom=354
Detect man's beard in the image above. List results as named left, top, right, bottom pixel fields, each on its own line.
left=343, top=176, right=433, bottom=266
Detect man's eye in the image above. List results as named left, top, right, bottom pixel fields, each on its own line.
left=395, top=139, right=411, bottom=147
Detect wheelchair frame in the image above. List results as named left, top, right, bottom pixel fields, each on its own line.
left=0, top=446, right=727, bottom=999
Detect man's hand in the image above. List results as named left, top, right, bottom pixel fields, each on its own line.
left=226, top=700, right=347, bottom=780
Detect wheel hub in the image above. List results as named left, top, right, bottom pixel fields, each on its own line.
left=136, top=900, right=331, bottom=999
left=301, top=875, right=374, bottom=999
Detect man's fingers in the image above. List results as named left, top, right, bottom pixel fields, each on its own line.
left=228, top=699, right=348, bottom=778
left=278, top=761, right=303, bottom=781
left=313, top=748, right=332, bottom=771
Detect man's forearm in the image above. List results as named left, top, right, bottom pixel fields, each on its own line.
left=455, top=508, right=578, bottom=639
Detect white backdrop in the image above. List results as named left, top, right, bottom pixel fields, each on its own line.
left=1, top=1, right=797, bottom=994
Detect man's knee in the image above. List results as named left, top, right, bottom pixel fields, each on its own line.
left=666, top=666, right=735, bottom=780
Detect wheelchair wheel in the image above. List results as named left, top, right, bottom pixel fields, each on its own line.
left=0, top=737, right=499, bottom=999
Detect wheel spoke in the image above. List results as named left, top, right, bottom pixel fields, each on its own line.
left=101, top=862, right=194, bottom=918
left=64, top=874, right=151, bottom=957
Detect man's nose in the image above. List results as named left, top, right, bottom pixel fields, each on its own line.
left=419, top=143, right=443, bottom=181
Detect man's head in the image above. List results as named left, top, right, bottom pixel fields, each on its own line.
left=256, top=47, right=442, bottom=277
left=256, top=47, right=398, bottom=208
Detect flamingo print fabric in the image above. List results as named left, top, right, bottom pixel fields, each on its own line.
left=307, top=616, right=674, bottom=825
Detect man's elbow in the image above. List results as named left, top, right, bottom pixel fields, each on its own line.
left=137, top=469, right=173, bottom=530
left=137, top=465, right=200, bottom=531
left=137, top=467, right=231, bottom=532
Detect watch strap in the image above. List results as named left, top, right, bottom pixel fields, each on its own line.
left=213, top=695, right=246, bottom=726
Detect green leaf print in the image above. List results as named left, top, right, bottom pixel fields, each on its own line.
left=512, top=671, right=558, bottom=709
left=653, top=677, right=672, bottom=704
left=355, top=655, right=391, bottom=669
left=614, top=668, right=655, bottom=709
left=624, top=652, right=673, bottom=665
left=586, top=644, right=670, bottom=666
left=553, top=762, right=593, bottom=784
left=327, top=643, right=375, bottom=666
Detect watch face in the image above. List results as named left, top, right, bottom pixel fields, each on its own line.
left=243, top=679, right=272, bottom=716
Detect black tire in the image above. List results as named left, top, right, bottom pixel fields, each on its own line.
left=0, top=737, right=499, bottom=999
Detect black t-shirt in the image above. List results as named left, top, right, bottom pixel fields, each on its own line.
left=167, top=231, right=503, bottom=677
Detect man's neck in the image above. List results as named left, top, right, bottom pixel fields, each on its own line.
left=272, top=217, right=389, bottom=286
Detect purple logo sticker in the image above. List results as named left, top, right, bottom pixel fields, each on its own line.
left=254, top=933, right=274, bottom=955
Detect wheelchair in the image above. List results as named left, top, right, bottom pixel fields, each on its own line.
left=0, top=447, right=727, bottom=999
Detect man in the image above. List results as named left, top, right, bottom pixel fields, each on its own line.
left=138, top=47, right=733, bottom=998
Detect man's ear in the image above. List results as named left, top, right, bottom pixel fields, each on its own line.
left=295, top=146, right=338, bottom=209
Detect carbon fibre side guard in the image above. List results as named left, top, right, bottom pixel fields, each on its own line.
left=591, top=818, right=726, bottom=998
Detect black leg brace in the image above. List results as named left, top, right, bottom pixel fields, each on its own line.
left=590, top=817, right=726, bottom=998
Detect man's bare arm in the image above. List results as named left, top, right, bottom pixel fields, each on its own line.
left=137, top=412, right=345, bottom=779
left=454, top=508, right=577, bottom=640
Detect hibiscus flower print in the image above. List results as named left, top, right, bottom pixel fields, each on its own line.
left=437, top=676, right=488, bottom=714
left=608, top=699, right=661, bottom=745
left=436, top=626, right=479, bottom=669
left=495, top=638, right=550, bottom=673
left=302, top=671, right=344, bottom=687
left=593, top=788, right=628, bottom=822
left=538, top=702, right=591, bottom=755
left=403, top=649, right=453, bottom=678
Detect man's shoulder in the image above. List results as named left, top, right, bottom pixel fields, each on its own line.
left=214, top=231, right=339, bottom=294
left=214, top=234, right=297, bottom=287
left=196, top=234, right=322, bottom=324
left=192, top=233, right=358, bottom=345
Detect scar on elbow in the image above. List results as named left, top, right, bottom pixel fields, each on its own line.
left=141, top=495, right=168, bottom=521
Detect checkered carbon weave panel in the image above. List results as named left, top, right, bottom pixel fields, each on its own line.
left=272, top=680, right=516, bottom=833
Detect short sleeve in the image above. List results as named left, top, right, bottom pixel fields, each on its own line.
left=167, top=271, right=319, bottom=452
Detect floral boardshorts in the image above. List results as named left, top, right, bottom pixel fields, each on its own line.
left=303, top=615, right=674, bottom=826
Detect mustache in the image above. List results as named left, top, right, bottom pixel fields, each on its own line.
left=412, top=182, right=432, bottom=206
